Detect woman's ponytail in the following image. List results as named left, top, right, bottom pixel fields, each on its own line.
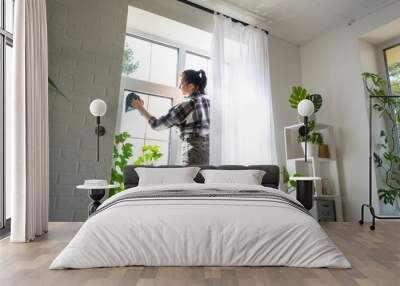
left=197, top=69, right=207, bottom=94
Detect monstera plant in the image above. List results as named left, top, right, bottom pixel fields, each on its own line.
left=289, top=86, right=322, bottom=113
left=289, top=86, right=324, bottom=148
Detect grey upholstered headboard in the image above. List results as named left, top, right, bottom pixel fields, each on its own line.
left=123, top=165, right=280, bottom=189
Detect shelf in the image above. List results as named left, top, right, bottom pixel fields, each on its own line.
left=314, top=194, right=339, bottom=199
left=284, top=122, right=332, bottom=131
left=287, top=157, right=335, bottom=163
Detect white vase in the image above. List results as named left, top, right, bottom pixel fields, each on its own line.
left=301, top=142, right=318, bottom=158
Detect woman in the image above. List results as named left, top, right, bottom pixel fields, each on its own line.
left=132, top=69, right=210, bottom=165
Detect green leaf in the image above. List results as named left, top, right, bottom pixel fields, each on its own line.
left=309, top=94, right=322, bottom=113
left=48, top=77, right=70, bottom=102
left=289, top=86, right=310, bottom=109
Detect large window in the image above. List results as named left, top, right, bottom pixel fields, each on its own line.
left=118, top=6, right=212, bottom=166
left=1, top=0, right=14, bottom=230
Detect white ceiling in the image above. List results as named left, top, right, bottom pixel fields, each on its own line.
left=190, top=0, right=400, bottom=44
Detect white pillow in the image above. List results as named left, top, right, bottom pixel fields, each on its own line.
left=200, top=169, right=266, bottom=185
left=135, top=167, right=201, bottom=186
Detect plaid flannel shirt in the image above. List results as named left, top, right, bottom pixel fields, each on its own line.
left=148, top=92, right=210, bottom=139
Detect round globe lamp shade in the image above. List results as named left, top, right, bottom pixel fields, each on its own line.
left=90, top=99, right=107, bottom=117
left=297, top=99, right=314, bottom=117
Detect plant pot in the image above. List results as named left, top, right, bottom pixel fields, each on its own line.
left=318, top=144, right=330, bottom=158
left=301, top=142, right=318, bottom=158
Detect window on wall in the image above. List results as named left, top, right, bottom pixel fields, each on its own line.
left=1, top=0, right=14, bottom=230
left=123, top=35, right=179, bottom=87
left=118, top=6, right=212, bottom=165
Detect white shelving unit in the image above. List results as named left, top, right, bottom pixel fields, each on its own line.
left=284, top=123, right=343, bottom=221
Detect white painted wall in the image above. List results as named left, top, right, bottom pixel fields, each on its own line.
left=300, top=1, right=400, bottom=221
left=129, top=0, right=301, bottom=167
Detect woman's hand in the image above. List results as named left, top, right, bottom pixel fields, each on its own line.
left=132, top=99, right=144, bottom=111
left=132, top=98, right=151, bottom=120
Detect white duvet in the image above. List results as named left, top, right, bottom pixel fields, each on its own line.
left=50, top=183, right=351, bottom=269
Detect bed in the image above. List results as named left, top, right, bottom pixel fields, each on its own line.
left=50, top=165, right=350, bottom=269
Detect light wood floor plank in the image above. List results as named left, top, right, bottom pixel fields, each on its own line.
left=0, top=222, right=399, bottom=286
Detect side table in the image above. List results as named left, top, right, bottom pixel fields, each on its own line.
left=289, top=177, right=321, bottom=210
left=76, top=184, right=118, bottom=215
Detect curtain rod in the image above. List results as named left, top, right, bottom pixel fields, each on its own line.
left=176, top=0, right=269, bottom=35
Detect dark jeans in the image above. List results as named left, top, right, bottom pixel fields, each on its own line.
left=181, top=135, right=209, bottom=166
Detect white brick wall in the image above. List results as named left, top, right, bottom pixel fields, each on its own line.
left=47, top=0, right=128, bottom=221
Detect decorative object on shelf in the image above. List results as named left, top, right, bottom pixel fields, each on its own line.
left=110, top=131, right=163, bottom=198
left=89, top=99, right=107, bottom=162
left=290, top=177, right=321, bottom=210
left=318, top=144, right=330, bottom=158
left=298, top=121, right=324, bottom=158
left=289, top=86, right=324, bottom=160
left=360, top=72, right=400, bottom=231
left=321, top=178, right=332, bottom=196
left=76, top=180, right=118, bottom=215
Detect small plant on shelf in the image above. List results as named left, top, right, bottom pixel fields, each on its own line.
left=109, top=132, right=163, bottom=197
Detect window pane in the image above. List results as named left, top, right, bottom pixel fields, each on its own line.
left=122, top=35, right=178, bottom=87
left=5, top=0, right=14, bottom=33
left=123, top=36, right=151, bottom=81
left=185, top=52, right=210, bottom=75
left=119, top=90, right=149, bottom=138
left=145, top=95, right=172, bottom=141
left=386, top=45, right=400, bottom=96
left=118, top=91, right=171, bottom=164
left=150, top=44, right=178, bottom=86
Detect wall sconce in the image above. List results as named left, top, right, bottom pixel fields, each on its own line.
left=89, top=99, right=107, bottom=162
left=297, top=99, right=315, bottom=162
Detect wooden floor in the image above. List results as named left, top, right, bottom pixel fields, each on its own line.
left=0, top=222, right=399, bottom=286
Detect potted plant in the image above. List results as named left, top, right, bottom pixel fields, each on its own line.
left=297, top=121, right=324, bottom=158
left=109, top=132, right=163, bottom=197
left=289, top=86, right=324, bottom=157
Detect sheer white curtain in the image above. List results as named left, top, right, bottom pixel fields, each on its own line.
left=9, top=0, right=49, bottom=242
left=210, top=14, right=277, bottom=165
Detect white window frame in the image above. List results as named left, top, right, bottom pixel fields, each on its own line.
left=1, top=0, right=14, bottom=230
left=116, top=28, right=210, bottom=165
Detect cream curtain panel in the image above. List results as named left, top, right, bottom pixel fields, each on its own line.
left=210, top=14, right=277, bottom=165
left=9, top=0, right=49, bottom=242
